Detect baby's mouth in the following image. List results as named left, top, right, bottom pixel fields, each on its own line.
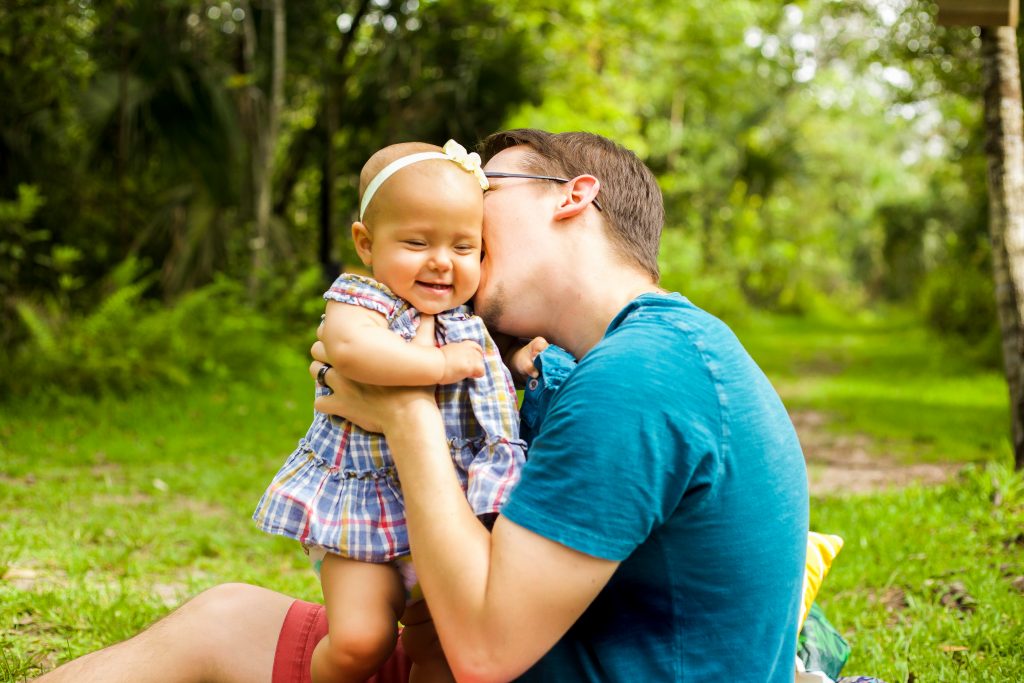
left=417, top=281, right=453, bottom=292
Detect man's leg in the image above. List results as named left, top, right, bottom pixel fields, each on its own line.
left=35, top=583, right=293, bottom=683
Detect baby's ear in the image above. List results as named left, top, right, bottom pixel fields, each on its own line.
left=351, top=222, right=373, bottom=266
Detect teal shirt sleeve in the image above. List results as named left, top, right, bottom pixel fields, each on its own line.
left=502, top=322, right=720, bottom=561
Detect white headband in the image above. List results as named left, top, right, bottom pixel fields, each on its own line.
left=359, top=139, right=490, bottom=221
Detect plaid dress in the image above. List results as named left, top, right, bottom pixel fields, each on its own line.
left=253, top=274, right=526, bottom=562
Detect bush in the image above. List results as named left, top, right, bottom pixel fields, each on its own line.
left=658, top=228, right=750, bottom=324
left=257, top=264, right=336, bottom=334
left=920, top=262, right=1001, bottom=367
left=0, top=272, right=282, bottom=398
left=657, top=227, right=860, bottom=324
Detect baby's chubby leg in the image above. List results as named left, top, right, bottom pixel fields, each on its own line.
left=401, top=601, right=454, bottom=683
left=310, top=554, right=405, bottom=683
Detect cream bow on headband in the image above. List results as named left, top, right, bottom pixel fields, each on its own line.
left=359, top=139, right=489, bottom=221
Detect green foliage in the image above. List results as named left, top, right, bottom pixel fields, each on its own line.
left=0, top=0, right=539, bottom=325
left=658, top=227, right=751, bottom=322
left=0, top=0, right=1009, bottom=387
left=0, top=183, right=45, bottom=225
left=920, top=260, right=1001, bottom=367
left=876, top=198, right=931, bottom=301
left=0, top=267, right=276, bottom=398
left=498, top=0, right=999, bottom=342
left=0, top=1, right=96, bottom=303
left=257, top=264, right=337, bottom=332
left=0, top=0, right=548, bottom=397
left=0, top=184, right=48, bottom=302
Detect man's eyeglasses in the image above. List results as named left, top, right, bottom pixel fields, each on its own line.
left=482, top=171, right=604, bottom=211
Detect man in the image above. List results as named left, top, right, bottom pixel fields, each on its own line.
left=36, top=129, right=808, bottom=683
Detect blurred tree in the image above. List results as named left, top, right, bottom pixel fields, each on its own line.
left=80, top=1, right=244, bottom=294
left=980, top=24, right=1024, bottom=469
left=0, top=0, right=537, bottom=314
left=0, top=0, right=1010, bottom=395
left=291, top=0, right=539, bottom=280
left=238, top=0, right=287, bottom=288
left=0, top=0, right=93, bottom=347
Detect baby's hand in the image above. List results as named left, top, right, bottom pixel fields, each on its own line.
left=508, top=336, right=549, bottom=381
left=440, top=340, right=485, bottom=384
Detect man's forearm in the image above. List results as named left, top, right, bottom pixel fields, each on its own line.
left=383, top=402, right=498, bottom=664
left=311, top=365, right=617, bottom=681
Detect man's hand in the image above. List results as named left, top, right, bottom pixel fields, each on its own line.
left=309, top=341, right=437, bottom=435
left=508, top=336, right=549, bottom=381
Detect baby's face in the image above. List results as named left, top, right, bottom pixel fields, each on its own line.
left=364, top=163, right=484, bottom=315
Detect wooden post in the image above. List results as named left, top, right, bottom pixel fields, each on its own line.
left=938, top=0, right=1019, bottom=27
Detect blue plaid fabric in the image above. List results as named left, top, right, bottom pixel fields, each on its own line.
left=253, top=274, right=526, bottom=562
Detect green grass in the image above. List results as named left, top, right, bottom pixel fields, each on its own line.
left=1, top=313, right=1021, bottom=682
left=0, top=346, right=323, bottom=680
left=812, top=468, right=1024, bottom=682
left=732, top=311, right=1010, bottom=463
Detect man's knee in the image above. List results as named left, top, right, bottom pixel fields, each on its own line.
left=181, top=583, right=268, bottom=623
left=158, top=582, right=293, bottom=680
left=150, top=582, right=274, bottom=659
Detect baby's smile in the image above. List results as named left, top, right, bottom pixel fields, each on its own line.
left=416, top=281, right=453, bottom=291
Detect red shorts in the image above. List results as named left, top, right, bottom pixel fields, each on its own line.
left=272, top=599, right=412, bottom=683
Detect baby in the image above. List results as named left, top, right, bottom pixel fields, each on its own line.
left=254, top=140, right=539, bottom=682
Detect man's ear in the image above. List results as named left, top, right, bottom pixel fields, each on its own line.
left=351, top=222, right=373, bottom=266
left=553, top=175, right=601, bottom=221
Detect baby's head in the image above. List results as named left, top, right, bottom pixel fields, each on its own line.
left=352, top=141, right=488, bottom=315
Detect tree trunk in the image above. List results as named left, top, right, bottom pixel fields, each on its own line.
left=116, top=10, right=130, bottom=245
left=320, top=92, right=338, bottom=284
left=317, top=0, right=373, bottom=284
left=981, top=26, right=1024, bottom=470
left=247, top=0, right=286, bottom=289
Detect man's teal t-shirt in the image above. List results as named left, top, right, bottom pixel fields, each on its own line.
left=503, top=293, right=809, bottom=682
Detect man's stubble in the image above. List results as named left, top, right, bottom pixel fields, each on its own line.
left=475, top=282, right=508, bottom=335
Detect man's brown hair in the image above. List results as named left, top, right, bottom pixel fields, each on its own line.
left=480, top=129, right=664, bottom=281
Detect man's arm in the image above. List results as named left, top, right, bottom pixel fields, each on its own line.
left=389, top=402, right=618, bottom=681
left=321, top=301, right=484, bottom=385
left=312, top=357, right=618, bottom=682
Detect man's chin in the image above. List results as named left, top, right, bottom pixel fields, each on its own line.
left=474, top=288, right=506, bottom=332
left=477, top=304, right=503, bottom=332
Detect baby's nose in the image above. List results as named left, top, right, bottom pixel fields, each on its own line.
left=429, top=252, right=453, bottom=270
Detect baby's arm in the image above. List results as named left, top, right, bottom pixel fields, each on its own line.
left=321, top=300, right=484, bottom=386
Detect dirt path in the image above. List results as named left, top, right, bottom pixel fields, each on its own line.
left=791, top=410, right=962, bottom=496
